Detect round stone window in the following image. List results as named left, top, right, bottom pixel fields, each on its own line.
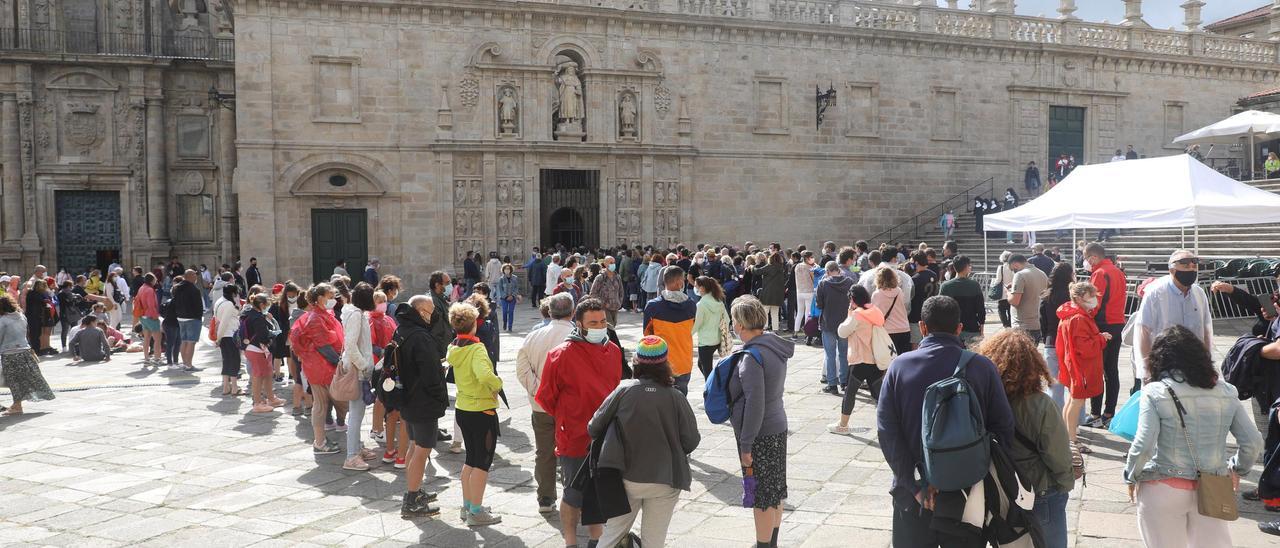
left=328, top=174, right=349, bottom=187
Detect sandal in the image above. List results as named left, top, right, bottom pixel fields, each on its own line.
left=1069, top=441, right=1087, bottom=487
left=2, top=408, right=23, bottom=417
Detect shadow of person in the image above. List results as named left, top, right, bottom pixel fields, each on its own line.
left=0, top=411, right=47, bottom=432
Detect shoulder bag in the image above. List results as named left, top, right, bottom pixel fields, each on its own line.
left=1162, top=379, right=1238, bottom=521
left=331, top=360, right=360, bottom=401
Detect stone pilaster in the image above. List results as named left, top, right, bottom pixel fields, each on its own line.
left=1271, top=0, right=1280, bottom=41
left=145, top=96, right=169, bottom=246
left=0, top=94, right=22, bottom=244
left=217, top=72, right=237, bottom=262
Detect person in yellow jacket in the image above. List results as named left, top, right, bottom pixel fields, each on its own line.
left=1266, top=151, right=1280, bottom=179
left=447, top=302, right=504, bottom=527
left=85, top=270, right=103, bottom=295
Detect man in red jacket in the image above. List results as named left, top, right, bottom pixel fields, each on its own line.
left=535, top=297, right=623, bottom=548
left=1083, top=242, right=1127, bottom=429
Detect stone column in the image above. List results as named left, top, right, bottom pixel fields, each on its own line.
left=1271, top=0, right=1280, bottom=41
left=217, top=74, right=237, bottom=261
left=145, top=97, right=168, bottom=245
left=1180, top=1, right=1204, bottom=32
left=1058, top=0, right=1078, bottom=20
left=1121, top=0, right=1147, bottom=27
left=0, top=94, right=22, bottom=243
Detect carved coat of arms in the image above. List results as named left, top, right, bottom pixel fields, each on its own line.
left=65, top=103, right=103, bottom=155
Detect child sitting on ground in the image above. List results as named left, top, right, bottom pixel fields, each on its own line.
left=70, top=316, right=111, bottom=364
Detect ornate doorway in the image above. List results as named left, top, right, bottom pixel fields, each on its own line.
left=540, top=169, right=599, bottom=250
left=55, top=190, right=121, bottom=273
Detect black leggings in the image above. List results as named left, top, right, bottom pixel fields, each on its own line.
left=842, top=364, right=883, bottom=416
left=997, top=300, right=1012, bottom=328
left=163, top=321, right=180, bottom=364
left=1091, top=323, right=1125, bottom=417
left=889, top=332, right=911, bottom=357
left=59, top=319, right=74, bottom=350
left=697, top=345, right=718, bottom=379
left=456, top=409, right=499, bottom=471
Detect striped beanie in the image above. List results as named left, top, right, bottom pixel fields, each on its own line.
left=634, top=335, right=669, bottom=366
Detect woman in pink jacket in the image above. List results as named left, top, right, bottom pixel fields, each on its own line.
left=871, top=267, right=911, bottom=355
left=829, top=285, right=885, bottom=435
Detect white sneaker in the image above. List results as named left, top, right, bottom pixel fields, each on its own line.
left=370, top=430, right=386, bottom=443
left=449, top=441, right=463, bottom=454
left=827, top=423, right=851, bottom=435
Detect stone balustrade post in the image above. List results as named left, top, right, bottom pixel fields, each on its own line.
left=916, top=5, right=937, bottom=36
left=1122, top=0, right=1148, bottom=28
left=1061, top=20, right=1080, bottom=45
left=750, top=0, right=771, bottom=20
left=1058, top=0, right=1078, bottom=21
left=1271, top=0, right=1280, bottom=41
left=1180, top=0, right=1204, bottom=32
left=992, top=14, right=1012, bottom=40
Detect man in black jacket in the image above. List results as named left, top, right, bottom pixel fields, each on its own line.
left=172, top=271, right=205, bottom=370
left=245, top=257, right=263, bottom=288
left=394, top=296, right=448, bottom=518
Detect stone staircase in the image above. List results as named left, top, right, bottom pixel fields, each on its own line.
left=903, top=178, right=1280, bottom=277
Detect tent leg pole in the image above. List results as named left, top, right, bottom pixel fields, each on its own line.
left=1181, top=227, right=1185, bottom=248
left=1252, top=133, right=1256, bottom=181
left=1071, top=229, right=1076, bottom=269
left=984, top=236, right=988, bottom=276
left=1195, top=225, right=1200, bottom=255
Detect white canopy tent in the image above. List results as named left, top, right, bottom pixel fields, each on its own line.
left=1173, top=109, right=1280, bottom=180
left=981, top=154, right=1280, bottom=269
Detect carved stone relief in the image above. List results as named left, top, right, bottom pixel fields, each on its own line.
left=654, top=179, right=680, bottom=248
left=618, top=90, right=639, bottom=141
left=458, top=71, right=480, bottom=110
left=496, top=85, right=520, bottom=137
left=63, top=101, right=104, bottom=159
left=654, top=85, right=671, bottom=119
left=614, top=179, right=642, bottom=245
left=181, top=170, right=205, bottom=195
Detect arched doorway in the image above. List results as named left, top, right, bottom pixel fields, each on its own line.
left=547, top=207, right=586, bottom=249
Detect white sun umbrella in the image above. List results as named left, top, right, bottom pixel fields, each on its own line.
left=1173, top=110, right=1280, bottom=179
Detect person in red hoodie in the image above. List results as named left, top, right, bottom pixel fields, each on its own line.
left=1056, top=281, right=1111, bottom=452
left=535, top=297, right=623, bottom=548
left=1083, top=242, right=1127, bottom=429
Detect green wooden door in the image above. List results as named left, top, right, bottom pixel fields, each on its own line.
left=311, top=209, right=368, bottom=283
left=1048, top=106, right=1086, bottom=168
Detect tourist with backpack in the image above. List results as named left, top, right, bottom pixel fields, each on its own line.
left=724, top=296, right=793, bottom=548
left=877, top=295, right=1014, bottom=547
left=979, top=329, right=1074, bottom=548
left=828, top=286, right=887, bottom=435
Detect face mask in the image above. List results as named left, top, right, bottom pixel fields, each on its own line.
left=662, top=289, right=684, bottom=301
left=1082, top=259, right=1092, bottom=271
left=287, top=296, right=298, bottom=305
left=584, top=327, right=609, bottom=344
left=607, top=264, right=616, bottom=272
left=324, top=299, right=336, bottom=310
left=1081, top=297, right=1098, bottom=310
left=375, top=303, right=387, bottom=314
left=695, top=288, right=704, bottom=297
left=1173, top=270, right=1198, bottom=287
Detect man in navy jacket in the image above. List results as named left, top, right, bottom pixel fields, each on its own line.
left=877, top=295, right=1015, bottom=547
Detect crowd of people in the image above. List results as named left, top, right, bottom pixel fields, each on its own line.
left=2, top=234, right=1279, bottom=547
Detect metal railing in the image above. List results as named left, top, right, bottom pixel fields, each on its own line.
left=0, top=28, right=233, bottom=62
left=868, top=176, right=994, bottom=246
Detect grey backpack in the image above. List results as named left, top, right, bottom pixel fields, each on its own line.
left=921, top=350, right=991, bottom=492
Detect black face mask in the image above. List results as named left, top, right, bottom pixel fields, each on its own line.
left=1173, top=270, right=1198, bottom=287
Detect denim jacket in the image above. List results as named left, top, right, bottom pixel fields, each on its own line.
left=494, top=275, right=520, bottom=301
left=0, top=312, right=29, bottom=354
left=1123, top=376, right=1262, bottom=484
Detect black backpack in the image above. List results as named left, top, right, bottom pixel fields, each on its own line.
left=1222, top=335, right=1273, bottom=401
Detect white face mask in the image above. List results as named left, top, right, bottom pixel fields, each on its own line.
left=1081, top=297, right=1098, bottom=310
left=287, top=295, right=298, bottom=305
left=584, top=327, right=609, bottom=344
left=1082, top=259, right=1093, bottom=271
left=324, top=299, right=336, bottom=310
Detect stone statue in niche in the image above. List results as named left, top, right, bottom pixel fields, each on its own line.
left=497, top=87, right=519, bottom=135
left=454, top=181, right=467, bottom=205
left=619, top=93, right=638, bottom=138
left=666, top=182, right=678, bottom=203
left=630, top=211, right=640, bottom=233
left=513, top=211, right=523, bottom=233
left=456, top=211, right=468, bottom=235
left=497, top=181, right=510, bottom=205
left=629, top=182, right=640, bottom=204
left=498, top=210, right=509, bottom=234
left=468, top=182, right=481, bottom=205
left=655, top=182, right=665, bottom=204
left=616, top=182, right=627, bottom=205
left=471, top=210, right=483, bottom=235
left=554, top=62, right=585, bottom=138
left=512, top=180, right=524, bottom=205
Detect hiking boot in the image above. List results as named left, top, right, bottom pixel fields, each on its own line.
left=466, top=507, right=502, bottom=527
left=400, top=491, right=441, bottom=519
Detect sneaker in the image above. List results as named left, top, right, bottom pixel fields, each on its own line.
left=371, top=430, right=386, bottom=443
left=1081, top=415, right=1104, bottom=429
left=343, top=456, right=370, bottom=471
left=449, top=441, right=463, bottom=454
left=821, top=385, right=840, bottom=396
left=313, top=441, right=340, bottom=455
left=358, top=448, right=378, bottom=462
left=466, top=508, right=502, bottom=527
left=437, top=429, right=453, bottom=442
left=459, top=505, right=468, bottom=522
left=324, top=422, right=337, bottom=432
left=1244, top=489, right=1261, bottom=502
left=417, top=489, right=439, bottom=503
left=168, top=363, right=181, bottom=370
left=537, top=497, right=555, bottom=514
left=401, top=491, right=441, bottom=519
left=394, top=458, right=406, bottom=469
left=291, top=406, right=304, bottom=417
left=335, top=424, right=349, bottom=433
left=382, top=450, right=397, bottom=464
left=827, top=423, right=851, bottom=435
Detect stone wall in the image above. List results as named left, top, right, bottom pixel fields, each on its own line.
left=235, top=0, right=1280, bottom=288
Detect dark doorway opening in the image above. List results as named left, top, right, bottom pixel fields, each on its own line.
left=55, top=190, right=121, bottom=274
left=540, top=169, right=599, bottom=250
left=311, top=209, right=368, bottom=283
left=1048, top=106, right=1086, bottom=170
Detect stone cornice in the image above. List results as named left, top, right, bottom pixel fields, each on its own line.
left=1007, top=85, right=1130, bottom=98
left=237, top=0, right=1280, bottom=82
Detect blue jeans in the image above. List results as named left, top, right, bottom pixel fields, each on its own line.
left=1033, top=489, right=1069, bottom=548
left=674, top=373, right=690, bottom=396
left=821, top=331, right=848, bottom=388
left=163, top=322, right=180, bottom=365
left=500, top=298, right=516, bottom=331
left=346, top=398, right=366, bottom=459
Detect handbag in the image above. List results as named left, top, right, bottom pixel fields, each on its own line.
left=1162, top=380, right=1239, bottom=521
left=717, top=303, right=733, bottom=357
left=988, top=268, right=1005, bottom=301
left=330, top=361, right=360, bottom=401
left=207, top=317, right=218, bottom=342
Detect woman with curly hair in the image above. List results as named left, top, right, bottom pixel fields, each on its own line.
left=979, top=329, right=1074, bottom=548
left=1124, top=325, right=1263, bottom=547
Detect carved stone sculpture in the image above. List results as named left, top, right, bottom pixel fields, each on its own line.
left=619, top=93, right=638, bottom=138
left=498, top=87, right=519, bottom=135
left=554, top=63, right=585, bottom=137
left=497, top=181, right=510, bottom=205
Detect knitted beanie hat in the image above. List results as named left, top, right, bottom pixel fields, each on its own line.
left=634, top=335, right=669, bottom=366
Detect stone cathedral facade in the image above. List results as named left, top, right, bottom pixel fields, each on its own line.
left=0, top=0, right=236, bottom=276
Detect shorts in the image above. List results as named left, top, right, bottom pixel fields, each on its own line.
left=247, top=350, right=272, bottom=377
left=456, top=409, right=500, bottom=471
left=909, top=322, right=923, bottom=344
left=559, top=455, right=588, bottom=508
left=138, top=317, right=161, bottom=332
left=405, top=418, right=440, bottom=449
left=178, top=319, right=202, bottom=342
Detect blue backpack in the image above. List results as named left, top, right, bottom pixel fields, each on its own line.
left=703, top=347, right=763, bottom=424
left=921, top=350, right=991, bottom=492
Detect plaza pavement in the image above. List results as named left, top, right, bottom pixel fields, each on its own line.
left=0, top=304, right=1276, bottom=547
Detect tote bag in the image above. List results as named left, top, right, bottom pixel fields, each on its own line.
left=1108, top=393, right=1141, bottom=441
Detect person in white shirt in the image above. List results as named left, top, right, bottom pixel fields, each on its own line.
left=1110, top=149, right=1126, bottom=162
left=857, top=251, right=913, bottom=303
left=340, top=283, right=379, bottom=471
left=484, top=253, right=503, bottom=284
left=514, top=293, right=576, bottom=513
left=544, top=255, right=563, bottom=297
left=1129, top=250, right=1213, bottom=393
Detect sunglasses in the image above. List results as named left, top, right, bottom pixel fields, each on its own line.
left=1171, top=258, right=1200, bottom=266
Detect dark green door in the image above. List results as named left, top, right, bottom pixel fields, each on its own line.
left=311, top=209, right=368, bottom=283
left=1048, top=106, right=1086, bottom=170
left=55, top=191, right=121, bottom=274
